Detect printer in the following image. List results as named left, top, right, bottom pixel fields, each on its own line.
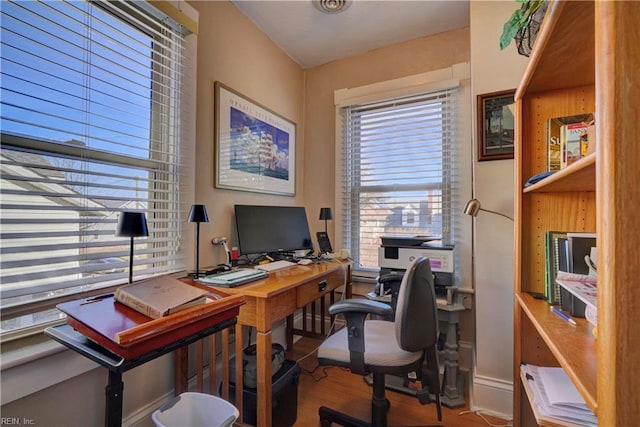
left=377, top=235, right=455, bottom=304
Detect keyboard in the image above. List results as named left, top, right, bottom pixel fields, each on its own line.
left=198, top=268, right=268, bottom=287
left=254, top=260, right=296, bottom=272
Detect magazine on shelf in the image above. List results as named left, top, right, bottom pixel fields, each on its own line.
left=556, top=272, right=597, bottom=324
left=562, top=122, right=590, bottom=168
left=546, top=113, right=594, bottom=171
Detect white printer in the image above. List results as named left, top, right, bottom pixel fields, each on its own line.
left=377, top=235, right=455, bottom=303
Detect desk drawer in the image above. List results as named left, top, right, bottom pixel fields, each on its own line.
left=297, top=268, right=346, bottom=307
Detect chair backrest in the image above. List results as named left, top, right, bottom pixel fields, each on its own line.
left=394, top=257, right=438, bottom=352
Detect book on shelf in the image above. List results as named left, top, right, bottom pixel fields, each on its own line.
left=562, top=122, right=590, bottom=168
left=584, top=123, right=596, bottom=156
left=115, top=275, right=208, bottom=319
left=546, top=113, right=594, bottom=172
left=567, top=232, right=597, bottom=276
left=545, top=231, right=568, bottom=304
left=521, top=364, right=597, bottom=427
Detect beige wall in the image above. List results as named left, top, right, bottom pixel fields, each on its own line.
left=469, top=0, right=528, bottom=418
left=303, top=28, right=470, bottom=235
left=189, top=1, right=305, bottom=267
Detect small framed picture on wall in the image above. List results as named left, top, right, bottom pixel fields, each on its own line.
left=477, top=89, right=516, bottom=161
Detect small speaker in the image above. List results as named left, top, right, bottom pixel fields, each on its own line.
left=316, top=231, right=333, bottom=254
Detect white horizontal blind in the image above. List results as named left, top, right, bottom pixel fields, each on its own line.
left=0, top=0, right=190, bottom=327
left=340, top=88, right=458, bottom=271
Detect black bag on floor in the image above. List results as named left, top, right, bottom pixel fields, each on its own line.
left=241, top=343, right=285, bottom=388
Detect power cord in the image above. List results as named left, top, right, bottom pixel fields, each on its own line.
left=294, top=279, right=350, bottom=379
left=458, top=410, right=513, bottom=427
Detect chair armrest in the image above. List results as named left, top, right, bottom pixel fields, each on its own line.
left=328, top=299, right=392, bottom=375
left=377, top=271, right=404, bottom=284
left=328, top=299, right=392, bottom=318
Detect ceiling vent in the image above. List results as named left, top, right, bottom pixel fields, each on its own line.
left=312, top=0, right=351, bottom=14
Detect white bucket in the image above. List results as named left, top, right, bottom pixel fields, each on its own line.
left=152, top=392, right=239, bottom=427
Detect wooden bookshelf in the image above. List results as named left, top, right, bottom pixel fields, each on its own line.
left=513, top=1, right=640, bottom=425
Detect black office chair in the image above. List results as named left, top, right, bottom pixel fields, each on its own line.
left=317, top=257, right=442, bottom=427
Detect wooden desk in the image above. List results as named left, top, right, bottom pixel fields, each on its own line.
left=208, top=259, right=352, bottom=427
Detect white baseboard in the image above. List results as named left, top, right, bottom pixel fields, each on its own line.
left=125, top=392, right=170, bottom=427
left=470, top=374, right=513, bottom=420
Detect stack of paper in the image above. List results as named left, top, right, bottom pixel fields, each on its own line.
left=521, top=364, right=597, bottom=426
left=556, top=271, right=598, bottom=333
left=198, top=268, right=267, bottom=287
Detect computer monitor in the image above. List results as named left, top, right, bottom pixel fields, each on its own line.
left=234, top=205, right=314, bottom=257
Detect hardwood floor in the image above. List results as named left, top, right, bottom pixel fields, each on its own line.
left=286, top=337, right=511, bottom=427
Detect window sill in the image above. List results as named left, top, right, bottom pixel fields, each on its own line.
left=1, top=330, right=99, bottom=405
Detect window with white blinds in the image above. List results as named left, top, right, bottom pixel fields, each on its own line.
left=340, top=87, right=458, bottom=272
left=0, top=0, right=191, bottom=334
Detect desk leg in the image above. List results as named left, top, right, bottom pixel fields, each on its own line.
left=441, top=318, right=465, bottom=408
left=234, top=323, right=244, bottom=423
left=105, top=370, right=123, bottom=427
left=285, top=314, right=294, bottom=350
left=256, top=330, right=273, bottom=427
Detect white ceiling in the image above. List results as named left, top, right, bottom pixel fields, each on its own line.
left=230, top=0, right=470, bottom=69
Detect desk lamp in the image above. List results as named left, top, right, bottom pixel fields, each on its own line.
left=116, top=211, right=149, bottom=283
left=188, top=204, right=209, bottom=278
left=319, top=207, right=333, bottom=233
left=463, top=198, right=513, bottom=221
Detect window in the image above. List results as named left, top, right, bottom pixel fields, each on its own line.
left=339, top=86, right=459, bottom=272
left=0, top=0, right=192, bottom=336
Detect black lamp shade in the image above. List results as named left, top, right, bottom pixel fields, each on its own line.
left=319, top=207, right=333, bottom=221
left=116, top=212, right=149, bottom=237
left=188, top=204, right=209, bottom=223
left=115, top=212, right=148, bottom=284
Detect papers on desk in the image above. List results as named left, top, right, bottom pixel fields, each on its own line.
left=521, top=364, right=597, bottom=426
left=198, top=268, right=267, bottom=287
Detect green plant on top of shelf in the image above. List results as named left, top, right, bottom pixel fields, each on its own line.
left=500, top=0, right=548, bottom=56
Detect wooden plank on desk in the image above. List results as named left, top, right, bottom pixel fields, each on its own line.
left=115, top=295, right=243, bottom=345
left=59, top=291, right=243, bottom=359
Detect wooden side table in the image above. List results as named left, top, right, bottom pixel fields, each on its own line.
left=45, top=317, right=237, bottom=427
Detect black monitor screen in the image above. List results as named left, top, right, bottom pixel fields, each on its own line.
left=234, top=205, right=313, bottom=256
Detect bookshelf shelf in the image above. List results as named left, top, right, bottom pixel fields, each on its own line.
left=516, top=292, right=597, bottom=411
left=515, top=1, right=595, bottom=98
left=514, top=1, right=640, bottom=426
left=523, top=154, right=595, bottom=194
